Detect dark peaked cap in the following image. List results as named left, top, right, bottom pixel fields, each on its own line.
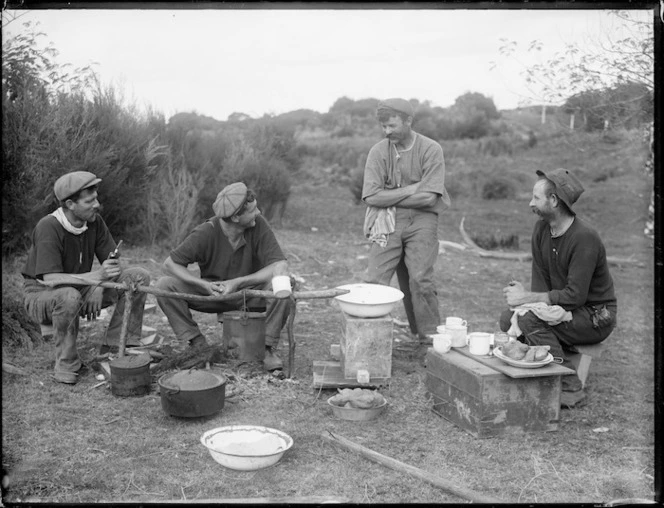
left=377, top=98, right=414, bottom=117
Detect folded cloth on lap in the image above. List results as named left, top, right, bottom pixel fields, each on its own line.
left=507, top=302, right=573, bottom=337
left=363, top=206, right=396, bottom=247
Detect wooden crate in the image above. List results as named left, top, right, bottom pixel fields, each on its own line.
left=339, top=312, right=392, bottom=380
left=425, top=349, right=564, bottom=438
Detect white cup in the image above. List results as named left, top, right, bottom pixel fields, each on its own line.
left=446, top=324, right=467, bottom=348
left=468, top=332, right=492, bottom=356
left=432, top=333, right=452, bottom=355
left=272, top=275, right=292, bottom=298
left=436, top=325, right=447, bottom=334
left=446, top=317, right=468, bottom=327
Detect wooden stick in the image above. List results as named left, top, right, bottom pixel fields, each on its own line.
left=2, top=363, right=29, bottom=376
left=40, top=277, right=349, bottom=302
left=286, top=297, right=297, bottom=378
left=118, top=289, right=133, bottom=358
left=321, top=431, right=503, bottom=504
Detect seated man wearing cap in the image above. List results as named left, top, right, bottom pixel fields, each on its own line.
left=362, top=98, right=451, bottom=345
left=500, top=168, right=617, bottom=408
left=22, top=171, right=151, bottom=384
left=155, top=182, right=290, bottom=371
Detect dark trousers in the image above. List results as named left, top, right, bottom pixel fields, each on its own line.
left=499, top=304, right=616, bottom=390
left=155, top=276, right=290, bottom=348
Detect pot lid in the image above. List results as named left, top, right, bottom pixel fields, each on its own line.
left=160, top=369, right=226, bottom=391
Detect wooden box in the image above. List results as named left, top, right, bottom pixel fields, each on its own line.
left=425, top=349, right=564, bottom=438
left=339, top=311, right=392, bottom=380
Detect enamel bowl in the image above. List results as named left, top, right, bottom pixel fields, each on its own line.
left=200, top=425, right=293, bottom=471
left=335, top=283, right=404, bottom=318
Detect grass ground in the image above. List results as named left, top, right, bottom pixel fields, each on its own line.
left=1, top=130, right=657, bottom=504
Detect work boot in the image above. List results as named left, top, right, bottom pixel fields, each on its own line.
left=98, top=338, right=143, bottom=355
left=562, top=373, right=583, bottom=392
left=418, top=333, right=434, bottom=346
left=263, top=347, right=283, bottom=371
left=561, top=389, right=587, bottom=409
left=53, top=370, right=78, bottom=384
left=188, top=335, right=209, bottom=350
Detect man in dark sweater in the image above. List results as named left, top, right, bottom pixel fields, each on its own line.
left=22, top=171, right=151, bottom=384
left=500, top=168, right=617, bottom=407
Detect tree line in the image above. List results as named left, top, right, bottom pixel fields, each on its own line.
left=2, top=18, right=653, bottom=256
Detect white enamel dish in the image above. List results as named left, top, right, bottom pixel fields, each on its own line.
left=493, top=346, right=554, bottom=369
left=334, top=283, right=404, bottom=318
left=200, top=425, right=293, bottom=471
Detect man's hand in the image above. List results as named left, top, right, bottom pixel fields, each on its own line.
left=206, top=279, right=241, bottom=296
left=503, top=281, right=526, bottom=307
left=80, top=286, right=104, bottom=320
left=100, top=258, right=121, bottom=281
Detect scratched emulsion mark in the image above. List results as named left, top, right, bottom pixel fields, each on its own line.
left=455, top=398, right=472, bottom=423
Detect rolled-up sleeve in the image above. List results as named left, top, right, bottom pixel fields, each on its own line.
left=417, top=143, right=446, bottom=196
left=362, top=144, right=388, bottom=201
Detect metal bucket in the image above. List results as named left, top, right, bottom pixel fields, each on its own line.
left=222, top=310, right=266, bottom=362
left=110, top=353, right=151, bottom=397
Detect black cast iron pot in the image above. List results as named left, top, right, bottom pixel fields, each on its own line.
left=158, top=368, right=226, bottom=418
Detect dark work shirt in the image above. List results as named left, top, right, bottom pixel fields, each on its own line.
left=22, top=213, right=116, bottom=280
left=169, top=215, right=286, bottom=281
left=531, top=217, right=616, bottom=311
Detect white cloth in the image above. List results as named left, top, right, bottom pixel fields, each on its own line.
left=363, top=206, right=396, bottom=247
left=51, top=207, right=88, bottom=235
left=507, top=302, right=573, bottom=337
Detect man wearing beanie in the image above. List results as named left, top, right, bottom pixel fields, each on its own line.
left=155, top=182, right=290, bottom=371
left=21, top=170, right=151, bottom=384
left=362, top=98, right=451, bottom=346
left=500, top=169, right=617, bottom=408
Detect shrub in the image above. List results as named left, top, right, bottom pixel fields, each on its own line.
left=349, top=167, right=364, bottom=204
left=477, top=135, right=515, bottom=157
left=481, top=177, right=518, bottom=200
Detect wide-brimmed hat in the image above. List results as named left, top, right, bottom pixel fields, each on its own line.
left=54, top=171, right=102, bottom=201
left=536, top=168, right=585, bottom=214
left=213, top=182, right=248, bottom=218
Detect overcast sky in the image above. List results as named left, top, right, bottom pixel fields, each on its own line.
left=2, top=6, right=652, bottom=121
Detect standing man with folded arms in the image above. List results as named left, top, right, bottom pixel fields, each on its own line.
left=362, top=98, right=451, bottom=346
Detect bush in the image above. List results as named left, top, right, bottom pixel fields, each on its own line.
left=349, top=167, right=364, bottom=204
left=481, top=177, right=518, bottom=200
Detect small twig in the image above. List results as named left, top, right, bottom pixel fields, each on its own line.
left=622, top=446, right=653, bottom=450
left=122, top=470, right=134, bottom=498
left=102, top=416, right=124, bottom=426
left=88, top=380, right=108, bottom=391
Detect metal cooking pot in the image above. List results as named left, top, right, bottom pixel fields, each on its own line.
left=158, top=368, right=226, bottom=418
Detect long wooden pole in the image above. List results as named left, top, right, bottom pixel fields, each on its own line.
left=42, top=277, right=349, bottom=301
left=321, top=431, right=503, bottom=504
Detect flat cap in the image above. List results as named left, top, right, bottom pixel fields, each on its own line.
left=377, top=98, right=414, bottom=117
left=536, top=168, right=585, bottom=214
left=54, top=171, right=102, bottom=201
left=213, top=182, right=248, bottom=218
